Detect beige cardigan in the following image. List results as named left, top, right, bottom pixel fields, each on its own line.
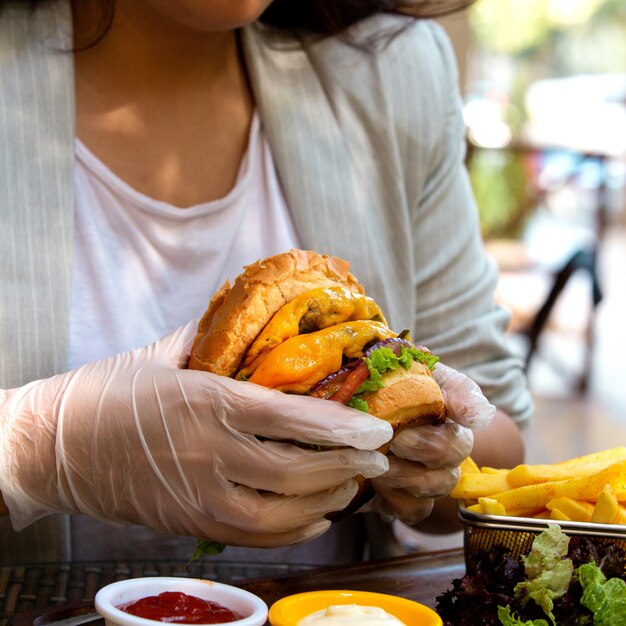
left=0, top=1, right=532, bottom=562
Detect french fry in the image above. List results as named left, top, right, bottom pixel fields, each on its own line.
left=480, top=467, right=509, bottom=475
left=557, top=447, right=626, bottom=468
left=550, top=461, right=626, bottom=502
left=591, top=483, right=619, bottom=524
left=491, top=481, right=559, bottom=517
left=546, top=497, right=594, bottom=522
left=507, top=447, right=626, bottom=487
left=460, top=456, right=481, bottom=475
left=550, top=508, right=570, bottom=521
left=478, top=497, right=507, bottom=516
left=450, top=471, right=511, bottom=499
left=616, top=505, right=626, bottom=525
left=556, top=466, right=622, bottom=502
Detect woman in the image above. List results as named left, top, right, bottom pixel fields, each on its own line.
left=0, top=0, right=530, bottom=565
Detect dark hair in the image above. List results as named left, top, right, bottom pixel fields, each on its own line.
left=18, top=0, right=476, bottom=48
left=261, top=1, right=476, bottom=34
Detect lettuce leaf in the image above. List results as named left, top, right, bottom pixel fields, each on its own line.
left=497, top=605, right=549, bottom=625
left=346, top=395, right=369, bottom=412
left=578, top=561, right=626, bottom=625
left=513, top=524, right=574, bottom=625
left=356, top=345, right=437, bottom=395
left=356, top=347, right=397, bottom=393
left=406, top=345, right=439, bottom=370
left=189, top=539, right=226, bottom=561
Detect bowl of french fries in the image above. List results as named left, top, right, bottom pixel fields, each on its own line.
left=450, top=447, right=626, bottom=564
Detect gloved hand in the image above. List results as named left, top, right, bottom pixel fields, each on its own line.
left=369, top=363, right=496, bottom=525
left=0, top=321, right=392, bottom=548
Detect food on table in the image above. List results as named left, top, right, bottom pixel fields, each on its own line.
left=451, top=447, right=626, bottom=522
left=297, top=603, right=407, bottom=625
left=436, top=524, right=626, bottom=625
left=118, top=591, right=242, bottom=623
left=189, top=249, right=446, bottom=520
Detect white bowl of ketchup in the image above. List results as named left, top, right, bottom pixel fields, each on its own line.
left=95, top=577, right=268, bottom=626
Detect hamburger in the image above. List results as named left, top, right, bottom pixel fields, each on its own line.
left=188, top=249, right=446, bottom=518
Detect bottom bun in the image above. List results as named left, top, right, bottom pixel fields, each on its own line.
left=326, top=362, right=446, bottom=522
left=363, top=360, right=447, bottom=430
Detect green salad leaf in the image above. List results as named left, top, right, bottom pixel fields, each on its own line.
left=578, top=561, right=626, bottom=625
left=359, top=345, right=439, bottom=393
left=355, top=347, right=393, bottom=394
left=514, top=524, right=574, bottom=625
left=189, top=539, right=226, bottom=562
left=346, top=395, right=369, bottom=412
left=497, top=605, right=549, bottom=625
left=406, top=345, right=440, bottom=370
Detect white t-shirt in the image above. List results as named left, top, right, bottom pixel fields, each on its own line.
left=69, top=112, right=299, bottom=370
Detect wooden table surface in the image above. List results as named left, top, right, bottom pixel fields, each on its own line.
left=241, top=547, right=464, bottom=611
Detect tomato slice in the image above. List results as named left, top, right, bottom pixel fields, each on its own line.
left=327, top=361, right=370, bottom=404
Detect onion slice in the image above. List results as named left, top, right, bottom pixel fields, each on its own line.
left=363, top=336, right=413, bottom=358
left=309, top=367, right=351, bottom=399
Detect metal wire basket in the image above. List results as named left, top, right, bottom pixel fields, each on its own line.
left=459, top=506, right=626, bottom=566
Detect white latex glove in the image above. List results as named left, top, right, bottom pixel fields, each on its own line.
left=369, top=362, right=496, bottom=524
left=0, top=321, right=392, bottom=548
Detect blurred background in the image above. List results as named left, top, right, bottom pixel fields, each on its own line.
left=397, top=0, right=626, bottom=554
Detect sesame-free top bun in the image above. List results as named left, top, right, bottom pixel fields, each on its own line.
left=364, top=361, right=446, bottom=430
left=189, top=249, right=363, bottom=377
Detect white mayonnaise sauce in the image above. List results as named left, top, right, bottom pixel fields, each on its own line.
left=297, top=604, right=407, bottom=625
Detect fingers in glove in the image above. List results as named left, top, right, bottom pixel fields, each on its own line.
left=223, top=440, right=389, bottom=496
left=389, top=422, right=473, bottom=469
left=372, top=456, right=461, bottom=498
left=198, top=375, right=393, bottom=450
left=195, top=518, right=333, bottom=550
left=147, top=479, right=359, bottom=546
left=203, top=479, right=360, bottom=536
left=369, top=490, right=434, bottom=526
left=433, top=363, right=495, bottom=431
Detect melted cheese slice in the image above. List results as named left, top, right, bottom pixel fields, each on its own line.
left=240, top=286, right=386, bottom=377
left=246, top=320, right=396, bottom=393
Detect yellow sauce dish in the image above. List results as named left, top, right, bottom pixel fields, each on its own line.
left=268, top=590, right=442, bottom=626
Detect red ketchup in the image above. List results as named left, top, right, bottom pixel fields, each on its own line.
left=118, top=591, right=243, bottom=624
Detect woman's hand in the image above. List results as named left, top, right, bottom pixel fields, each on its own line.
left=369, top=363, right=496, bottom=525
left=0, top=321, right=392, bottom=548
